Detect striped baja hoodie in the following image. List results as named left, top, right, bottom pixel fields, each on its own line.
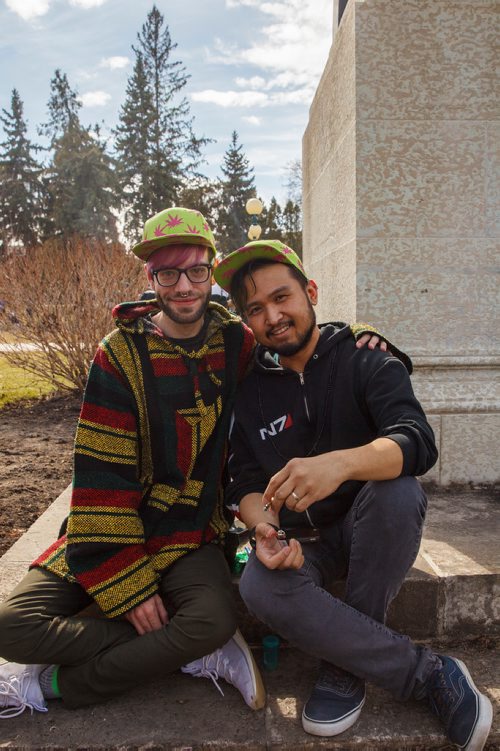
left=32, top=300, right=255, bottom=618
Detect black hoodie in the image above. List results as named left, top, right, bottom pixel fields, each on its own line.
left=225, top=323, right=437, bottom=529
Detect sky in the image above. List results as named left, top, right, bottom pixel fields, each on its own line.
left=0, top=0, right=334, bottom=205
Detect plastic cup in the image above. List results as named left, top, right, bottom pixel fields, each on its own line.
left=262, top=634, right=280, bottom=671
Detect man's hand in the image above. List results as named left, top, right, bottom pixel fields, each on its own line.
left=262, top=439, right=403, bottom=514
left=254, top=522, right=304, bottom=570
left=262, top=454, right=346, bottom=514
left=124, top=594, right=169, bottom=635
left=356, top=333, right=388, bottom=352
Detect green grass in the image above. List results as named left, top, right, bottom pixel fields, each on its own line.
left=0, top=355, right=57, bottom=408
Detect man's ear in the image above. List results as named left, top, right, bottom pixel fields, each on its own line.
left=211, top=256, right=218, bottom=285
left=144, top=263, right=154, bottom=286
left=307, top=278, right=318, bottom=306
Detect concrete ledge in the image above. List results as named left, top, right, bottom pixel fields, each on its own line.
left=0, top=485, right=71, bottom=602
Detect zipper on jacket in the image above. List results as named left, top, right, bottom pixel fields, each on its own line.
left=298, top=372, right=311, bottom=421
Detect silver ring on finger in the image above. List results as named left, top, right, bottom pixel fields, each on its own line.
left=291, top=490, right=301, bottom=502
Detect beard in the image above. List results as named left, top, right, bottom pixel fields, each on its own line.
left=156, top=288, right=211, bottom=326
left=268, top=299, right=317, bottom=357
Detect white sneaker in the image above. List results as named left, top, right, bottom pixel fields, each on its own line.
left=0, top=662, right=48, bottom=718
left=181, top=629, right=265, bottom=710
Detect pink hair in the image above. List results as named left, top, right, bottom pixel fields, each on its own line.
left=146, top=244, right=209, bottom=273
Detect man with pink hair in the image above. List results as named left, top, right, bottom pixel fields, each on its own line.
left=0, top=207, right=266, bottom=717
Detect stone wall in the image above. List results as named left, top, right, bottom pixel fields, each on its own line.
left=303, top=0, right=499, bottom=484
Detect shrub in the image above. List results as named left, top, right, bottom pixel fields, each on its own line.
left=0, top=236, right=146, bottom=393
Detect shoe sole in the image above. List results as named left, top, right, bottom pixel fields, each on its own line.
left=302, top=695, right=365, bottom=737
left=233, top=629, right=266, bottom=710
left=453, top=658, right=493, bottom=751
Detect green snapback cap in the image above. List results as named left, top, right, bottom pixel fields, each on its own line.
left=213, top=240, right=306, bottom=293
left=132, top=207, right=217, bottom=261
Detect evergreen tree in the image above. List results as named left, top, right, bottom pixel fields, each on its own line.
left=217, top=131, right=256, bottom=256
left=178, top=176, right=220, bottom=233
left=282, top=198, right=302, bottom=255
left=41, top=69, right=81, bottom=146
left=50, top=125, right=119, bottom=241
left=43, top=71, right=119, bottom=240
left=0, top=89, right=46, bottom=251
left=114, top=53, right=157, bottom=241
left=260, top=196, right=283, bottom=240
left=115, top=5, right=209, bottom=241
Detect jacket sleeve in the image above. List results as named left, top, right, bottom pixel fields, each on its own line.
left=65, top=342, right=159, bottom=618
left=359, top=350, right=437, bottom=476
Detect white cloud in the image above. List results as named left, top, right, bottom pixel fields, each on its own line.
left=242, top=115, right=262, bottom=126
left=192, top=90, right=269, bottom=108
left=224, top=2, right=330, bottom=77
left=69, top=0, right=108, bottom=7
left=199, top=1, right=332, bottom=111
left=6, top=0, right=51, bottom=20
left=191, top=87, right=313, bottom=108
left=78, top=90, right=111, bottom=107
left=100, top=56, right=130, bottom=70
left=235, top=76, right=266, bottom=90
left=6, top=0, right=109, bottom=20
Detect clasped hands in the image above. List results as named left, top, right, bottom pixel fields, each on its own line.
left=124, top=593, right=169, bottom=635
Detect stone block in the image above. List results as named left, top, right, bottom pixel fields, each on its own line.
left=411, top=359, right=500, bottom=413
left=356, top=0, right=498, bottom=122
left=486, top=121, right=500, bottom=238
left=356, top=120, right=489, bottom=239
left=355, top=238, right=499, bottom=358
left=439, top=413, right=500, bottom=483
left=303, top=127, right=356, bottom=275
left=315, top=239, right=357, bottom=324
left=442, top=574, right=500, bottom=636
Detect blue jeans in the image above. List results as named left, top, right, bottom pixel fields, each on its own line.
left=240, top=477, right=440, bottom=700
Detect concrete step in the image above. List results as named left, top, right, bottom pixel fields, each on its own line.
left=0, top=487, right=498, bottom=642
left=0, top=639, right=498, bottom=750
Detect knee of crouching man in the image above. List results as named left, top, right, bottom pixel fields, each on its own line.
left=0, top=602, right=30, bottom=661
left=370, top=478, right=428, bottom=538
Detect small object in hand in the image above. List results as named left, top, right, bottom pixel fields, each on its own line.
left=249, top=524, right=287, bottom=549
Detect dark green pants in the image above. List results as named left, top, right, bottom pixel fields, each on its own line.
left=0, top=544, right=236, bottom=708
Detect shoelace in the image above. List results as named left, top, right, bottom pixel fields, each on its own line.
left=183, top=652, right=234, bottom=698
left=426, top=669, right=455, bottom=724
left=0, top=674, right=45, bottom=719
left=317, top=665, right=359, bottom=695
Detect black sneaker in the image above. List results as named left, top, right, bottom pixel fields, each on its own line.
left=425, top=655, right=492, bottom=750
left=302, top=662, right=365, bottom=737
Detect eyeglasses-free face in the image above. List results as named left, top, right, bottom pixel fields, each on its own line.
left=152, top=263, right=213, bottom=287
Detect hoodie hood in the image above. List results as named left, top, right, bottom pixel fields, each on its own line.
left=253, top=322, right=352, bottom=373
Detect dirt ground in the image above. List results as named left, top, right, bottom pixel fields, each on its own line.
left=0, top=392, right=82, bottom=557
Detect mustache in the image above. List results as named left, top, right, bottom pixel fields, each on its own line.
left=267, top=320, right=293, bottom=335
